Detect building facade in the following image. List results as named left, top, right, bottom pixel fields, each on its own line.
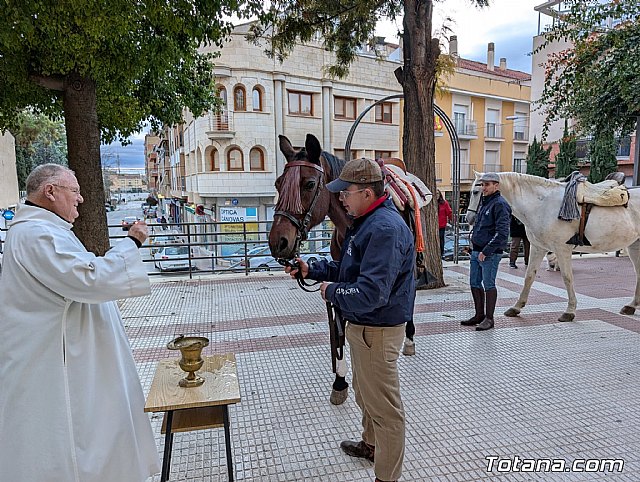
left=531, top=0, right=636, bottom=184
left=434, top=38, right=531, bottom=211
left=150, top=24, right=532, bottom=225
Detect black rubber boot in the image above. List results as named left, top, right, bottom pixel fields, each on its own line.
left=461, top=287, right=485, bottom=326
left=476, top=288, right=497, bottom=331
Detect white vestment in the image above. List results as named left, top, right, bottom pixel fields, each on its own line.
left=0, top=204, right=160, bottom=482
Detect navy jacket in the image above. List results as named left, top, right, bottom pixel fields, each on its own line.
left=471, top=191, right=511, bottom=255
left=308, top=197, right=415, bottom=326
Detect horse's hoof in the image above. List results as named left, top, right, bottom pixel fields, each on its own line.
left=402, top=339, right=415, bottom=356
left=620, top=306, right=636, bottom=315
left=558, top=313, right=575, bottom=322
left=330, top=388, right=348, bottom=405
left=504, top=308, right=520, bottom=317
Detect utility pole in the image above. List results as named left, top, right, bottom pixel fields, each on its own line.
left=116, top=153, right=122, bottom=202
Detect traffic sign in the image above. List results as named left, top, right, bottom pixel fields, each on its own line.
left=2, top=210, right=15, bottom=221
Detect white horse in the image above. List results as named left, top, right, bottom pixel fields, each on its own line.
left=465, top=172, right=640, bottom=322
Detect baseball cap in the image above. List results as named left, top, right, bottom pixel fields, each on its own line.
left=479, top=172, right=500, bottom=183
left=326, top=158, right=383, bottom=193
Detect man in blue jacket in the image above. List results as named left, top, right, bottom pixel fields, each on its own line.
left=287, top=158, right=415, bottom=482
left=461, top=172, right=511, bottom=331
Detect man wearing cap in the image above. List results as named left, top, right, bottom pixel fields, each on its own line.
left=286, top=158, right=415, bottom=482
left=461, top=172, right=511, bottom=331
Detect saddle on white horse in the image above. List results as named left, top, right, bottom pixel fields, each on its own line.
left=576, top=179, right=629, bottom=207
left=560, top=171, right=629, bottom=246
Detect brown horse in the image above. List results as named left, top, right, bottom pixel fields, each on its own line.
left=269, top=133, right=418, bottom=405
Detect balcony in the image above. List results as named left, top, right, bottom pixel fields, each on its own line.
left=459, top=163, right=477, bottom=181
left=512, top=159, right=527, bottom=173
left=513, top=131, right=529, bottom=142
left=454, top=120, right=477, bottom=138
left=485, top=123, right=503, bottom=140
left=206, top=110, right=235, bottom=139
left=483, top=163, right=504, bottom=173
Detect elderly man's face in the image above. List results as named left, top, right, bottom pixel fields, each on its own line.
left=49, top=172, right=83, bottom=222
left=481, top=181, right=499, bottom=197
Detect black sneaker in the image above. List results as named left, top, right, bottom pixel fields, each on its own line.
left=509, top=264, right=517, bottom=269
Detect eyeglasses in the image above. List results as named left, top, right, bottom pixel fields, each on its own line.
left=53, top=184, right=81, bottom=195
left=339, top=188, right=367, bottom=199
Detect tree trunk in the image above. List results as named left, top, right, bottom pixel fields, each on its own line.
left=63, top=73, right=110, bottom=255
left=399, top=0, right=444, bottom=288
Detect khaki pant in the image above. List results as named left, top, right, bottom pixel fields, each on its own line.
left=346, top=323, right=405, bottom=481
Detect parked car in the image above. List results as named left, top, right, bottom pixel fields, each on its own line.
left=442, top=237, right=471, bottom=261
left=153, top=245, right=191, bottom=272
left=231, top=245, right=280, bottom=271
left=218, top=243, right=264, bottom=268
left=300, top=245, right=333, bottom=265
left=149, top=231, right=182, bottom=254
left=121, top=216, right=140, bottom=231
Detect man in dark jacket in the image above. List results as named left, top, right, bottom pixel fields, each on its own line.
left=287, top=158, right=415, bottom=482
left=461, top=172, right=511, bottom=331
left=509, top=214, right=530, bottom=268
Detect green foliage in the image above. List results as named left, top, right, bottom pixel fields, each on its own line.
left=250, top=0, right=489, bottom=78
left=526, top=136, right=551, bottom=178
left=11, top=111, right=67, bottom=190
left=587, top=127, right=618, bottom=183
left=0, top=0, right=262, bottom=143
left=537, top=0, right=640, bottom=140
left=554, top=120, right=578, bottom=178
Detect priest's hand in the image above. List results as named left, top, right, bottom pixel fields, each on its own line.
left=128, top=222, right=149, bottom=245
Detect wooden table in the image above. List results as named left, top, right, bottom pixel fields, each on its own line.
left=145, top=354, right=241, bottom=482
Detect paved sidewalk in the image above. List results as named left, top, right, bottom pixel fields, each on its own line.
left=123, top=255, right=640, bottom=481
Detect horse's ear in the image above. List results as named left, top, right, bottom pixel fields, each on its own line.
left=279, top=135, right=296, bottom=162
left=305, top=134, right=322, bottom=165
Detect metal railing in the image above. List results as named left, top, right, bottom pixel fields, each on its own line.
left=514, top=131, right=529, bottom=142
left=460, top=163, right=477, bottom=180
left=483, top=163, right=503, bottom=173
left=485, top=123, right=502, bottom=139
left=454, top=120, right=478, bottom=137
left=109, top=220, right=334, bottom=279
left=207, top=110, right=234, bottom=132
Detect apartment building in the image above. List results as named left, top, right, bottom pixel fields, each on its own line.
left=434, top=38, right=531, bottom=211
left=151, top=23, right=532, bottom=224
left=531, top=0, right=636, bottom=184
left=106, top=171, right=147, bottom=195
left=144, top=133, right=160, bottom=192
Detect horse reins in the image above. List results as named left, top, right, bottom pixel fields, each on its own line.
left=274, top=160, right=326, bottom=292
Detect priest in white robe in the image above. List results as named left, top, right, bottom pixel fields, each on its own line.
left=0, top=164, right=160, bottom=482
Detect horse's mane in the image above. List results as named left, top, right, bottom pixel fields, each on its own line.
left=275, top=149, right=346, bottom=215
left=320, top=151, right=346, bottom=180
left=499, top=171, right=564, bottom=189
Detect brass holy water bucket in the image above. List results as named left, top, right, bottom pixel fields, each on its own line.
left=167, top=335, right=210, bottom=388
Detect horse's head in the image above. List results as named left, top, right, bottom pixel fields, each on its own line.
left=269, top=133, right=333, bottom=260
left=465, top=172, right=484, bottom=226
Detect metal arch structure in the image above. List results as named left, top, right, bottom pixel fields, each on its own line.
left=344, top=94, right=463, bottom=263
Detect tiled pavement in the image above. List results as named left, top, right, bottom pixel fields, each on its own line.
left=123, top=254, right=640, bottom=481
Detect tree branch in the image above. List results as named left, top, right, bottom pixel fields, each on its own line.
left=29, top=74, right=65, bottom=92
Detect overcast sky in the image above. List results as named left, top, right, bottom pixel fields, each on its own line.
left=376, top=0, right=545, bottom=73
left=107, top=0, right=548, bottom=168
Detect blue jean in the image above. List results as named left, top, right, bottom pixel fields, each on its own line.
left=469, top=251, right=501, bottom=290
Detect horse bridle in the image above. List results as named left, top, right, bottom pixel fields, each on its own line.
left=274, top=160, right=326, bottom=287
